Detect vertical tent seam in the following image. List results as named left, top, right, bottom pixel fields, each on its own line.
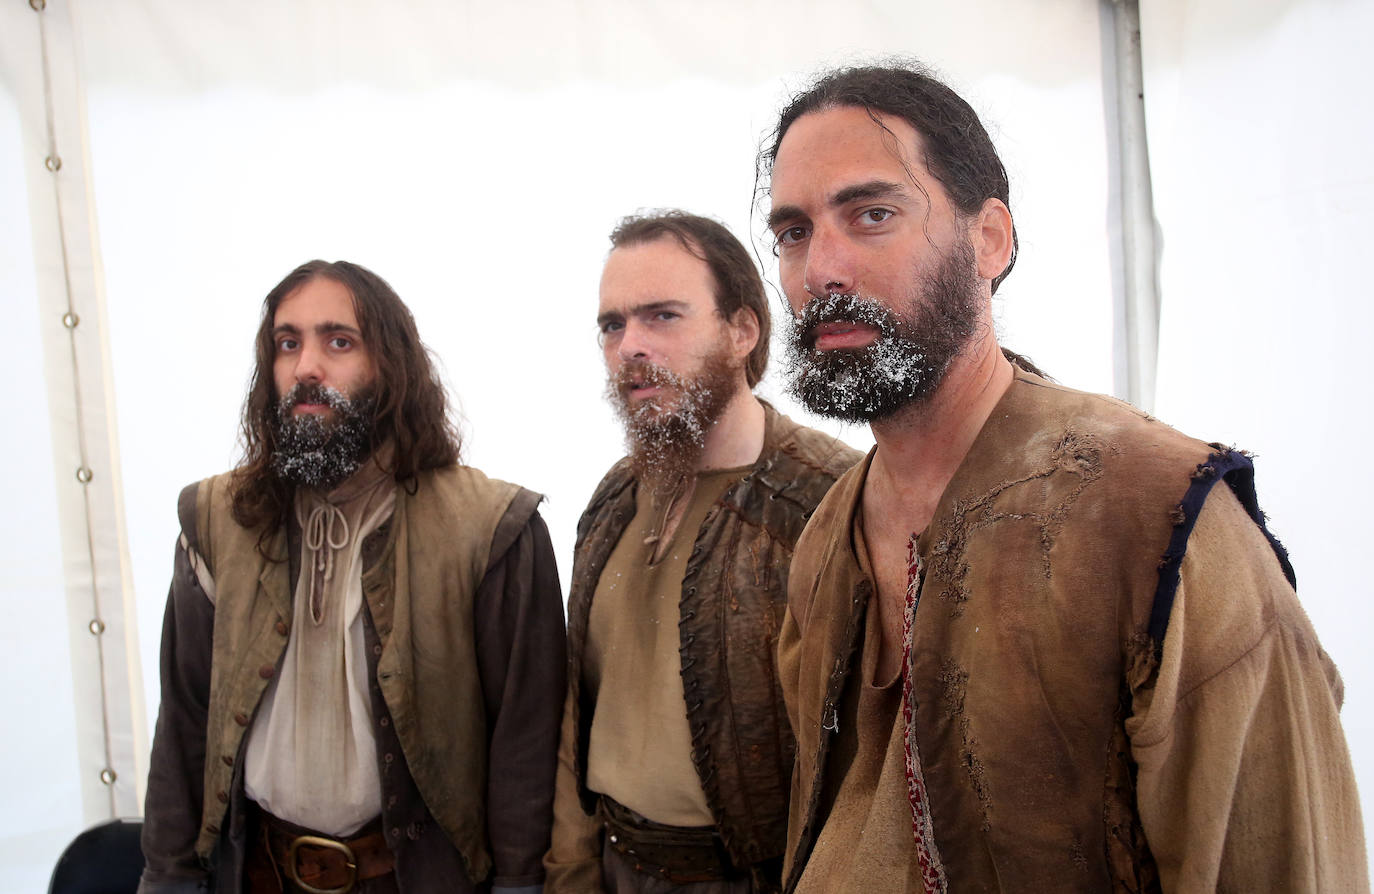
left=31, top=0, right=119, bottom=819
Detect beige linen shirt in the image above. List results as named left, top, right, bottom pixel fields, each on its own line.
left=584, top=466, right=747, bottom=825
left=243, top=462, right=396, bottom=835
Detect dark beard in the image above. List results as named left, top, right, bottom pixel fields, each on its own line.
left=785, top=239, right=982, bottom=423
left=606, top=349, right=740, bottom=501
left=271, top=383, right=376, bottom=491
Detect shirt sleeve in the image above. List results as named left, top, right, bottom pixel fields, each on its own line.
left=542, top=685, right=607, bottom=893
left=474, top=502, right=567, bottom=890
left=1127, top=485, right=1369, bottom=892
left=139, top=536, right=216, bottom=892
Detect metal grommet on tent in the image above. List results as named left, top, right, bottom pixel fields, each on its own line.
left=76, top=466, right=93, bottom=484
left=89, top=619, right=105, bottom=635
left=62, top=311, right=79, bottom=328
left=29, top=0, right=47, bottom=11
left=99, top=768, right=117, bottom=785
left=45, top=154, right=62, bottom=172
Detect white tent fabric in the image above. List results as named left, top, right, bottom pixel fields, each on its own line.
left=2, top=0, right=1367, bottom=889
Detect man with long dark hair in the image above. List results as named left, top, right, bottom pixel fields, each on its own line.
left=543, top=211, right=860, bottom=893
left=138, top=260, right=565, bottom=893
left=764, top=64, right=1366, bottom=891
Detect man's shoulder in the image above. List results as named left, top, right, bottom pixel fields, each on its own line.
left=1015, top=372, right=1199, bottom=445
left=752, top=417, right=863, bottom=539
left=418, top=462, right=527, bottom=495
left=176, top=480, right=205, bottom=537
left=1002, top=372, right=1221, bottom=484
left=766, top=409, right=865, bottom=483
left=176, top=471, right=239, bottom=557
left=414, top=463, right=540, bottom=527
left=993, top=373, right=1293, bottom=596
left=580, top=456, right=637, bottom=517
left=691, top=409, right=859, bottom=553
left=178, top=470, right=234, bottom=515
left=791, top=449, right=867, bottom=561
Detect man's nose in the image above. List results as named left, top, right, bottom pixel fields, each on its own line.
left=802, top=225, right=856, bottom=301
left=616, top=319, right=651, bottom=361
left=294, top=341, right=325, bottom=384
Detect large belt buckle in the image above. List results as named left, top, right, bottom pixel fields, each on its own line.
left=287, top=834, right=357, bottom=894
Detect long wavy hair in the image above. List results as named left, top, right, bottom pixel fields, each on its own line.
left=230, top=260, right=462, bottom=531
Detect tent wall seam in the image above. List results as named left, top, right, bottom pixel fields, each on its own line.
left=26, top=0, right=137, bottom=821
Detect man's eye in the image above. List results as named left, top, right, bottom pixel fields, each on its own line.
left=600, top=320, right=624, bottom=335
left=328, top=336, right=353, bottom=349
left=776, top=226, right=808, bottom=246
left=860, top=208, right=893, bottom=225
left=653, top=312, right=679, bottom=322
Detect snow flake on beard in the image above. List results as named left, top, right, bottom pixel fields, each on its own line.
left=606, top=351, right=737, bottom=501
left=271, top=382, right=376, bottom=491
left=784, top=241, right=982, bottom=423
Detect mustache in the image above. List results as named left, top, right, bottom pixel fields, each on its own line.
left=793, top=293, right=897, bottom=349
left=611, top=359, right=687, bottom=394
left=279, top=383, right=351, bottom=411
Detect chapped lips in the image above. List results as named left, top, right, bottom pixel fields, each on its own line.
left=615, top=360, right=681, bottom=399
left=281, top=383, right=347, bottom=414
left=808, top=321, right=879, bottom=350
left=795, top=293, right=893, bottom=350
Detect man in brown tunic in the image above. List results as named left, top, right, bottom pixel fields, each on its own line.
left=138, top=260, right=566, bottom=893
left=763, top=64, right=1368, bottom=892
left=543, top=212, right=860, bottom=893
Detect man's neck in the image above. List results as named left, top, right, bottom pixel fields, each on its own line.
left=698, top=383, right=766, bottom=472
left=865, top=332, right=1014, bottom=527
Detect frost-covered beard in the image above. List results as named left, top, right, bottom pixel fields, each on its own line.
left=606, top=349, right=739, bottom=500
left=271, top=383, right=376, bottom=491
left=785, top=240, right=982, bottom=423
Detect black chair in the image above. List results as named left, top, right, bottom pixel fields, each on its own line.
left=48, top=818, right=145, bottom=894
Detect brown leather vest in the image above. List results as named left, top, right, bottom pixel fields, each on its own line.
left=565, top=405, right=860, bottom=880
left=783, top=371, right=1294, bottom=892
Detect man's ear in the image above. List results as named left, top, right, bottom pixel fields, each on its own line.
left=729, top=306, right=761, bottom=362
left=971, top=197, right=1014, bottom=282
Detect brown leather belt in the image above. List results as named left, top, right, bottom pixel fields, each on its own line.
left=248, top=808, right=395, bottom=894
left=598, top=795, right=737, bottom=885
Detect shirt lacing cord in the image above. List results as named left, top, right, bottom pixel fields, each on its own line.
left=301, top=500, right=350, bottom=625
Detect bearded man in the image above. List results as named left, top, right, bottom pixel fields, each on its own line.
left=543, top=211, right=861, bottom=893
left=138, top=260, right=565, bottom=894
left=765, top=64, right=1368, bottom=893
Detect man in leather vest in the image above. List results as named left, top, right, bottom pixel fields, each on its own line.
left=138, top=260, right=566, bottom=893
left=763, top=64, right=1368, bottom=892
left=543, top=211, right=860, bottom=893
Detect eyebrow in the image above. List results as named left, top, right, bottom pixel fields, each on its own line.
left=765, top=204, right=804, bottom=232
left=271, top=320, right=363, bottom=338
left=832, top=179, right=909, bottom=206
left=596, top=300, right=689, bottom=328
left=767, top=178, right=912, bottom=231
